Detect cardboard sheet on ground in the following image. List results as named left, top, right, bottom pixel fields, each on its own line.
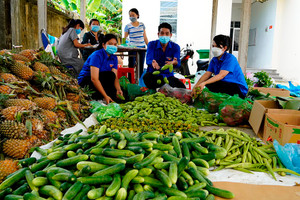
left=213, top=182, right=300, bottom=200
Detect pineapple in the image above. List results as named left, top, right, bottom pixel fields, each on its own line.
left=48, top=66, right=62, bottom=75
left=0, top=85, right=12, bottom=94
left=39, top=110, right=58, bottom=124
left=66, top=93, right=80, bottom=102
left=31, top=118, right=48, bottom=140
left=12, top=54, right=31, bottom=62
left=0, top=120, right=28, bottom=139
left=20, top=49, right=36, bottom=61
left=5, top=99, right=36, bottom=109
left=10, top=62, right=34, bottom=80
left=0, top=73, right=18, bottom=83
left=41, top=89, right=53, bottom=95
left=0, top=49, right=9, bottom=56
left=1, top=106, right=25, bottom=120
left=34, top=97, right=56, bottom=110
left=2, top=136, right=40, bottom=159
left=0, top=160, right=19, bottom=183
left=33, top=62, right=50, bottom=73
left=56, top=109, right=66, bottom=119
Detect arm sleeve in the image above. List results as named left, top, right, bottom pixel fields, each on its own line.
left=146, top=42, right=155, bottom=72
left=112, top=56, right=118, bottom=70
left=81, top=32, right=88, bottom=44
left=207, top=60, right=215, bottom=73
left=173, top=44, right=181, bottom=68
left=69, top=29, right=78, bottom=41
left=124, top=25, right=129, bottom=33
left=89, top=53, right=102, bottom=69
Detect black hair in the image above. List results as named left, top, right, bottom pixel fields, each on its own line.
left=158, top=22, right=172, bottom=33
left=89, top=19, right=100, bottom=26
left=103, top=34, right=118, bottom=44
left=213, top=35, right=231, bottom=51
left=129, top=8, right=139, bottom=18
left=62, top=19, right=85, bottom=35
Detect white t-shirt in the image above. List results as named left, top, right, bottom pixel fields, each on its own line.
left=124, top=22, right=146, bottom=48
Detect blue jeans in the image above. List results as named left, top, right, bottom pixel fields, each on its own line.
left=128, top=50, right=146, bottom=78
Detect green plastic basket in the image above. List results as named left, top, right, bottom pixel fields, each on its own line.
left=196, top=49, right=210, bottom=59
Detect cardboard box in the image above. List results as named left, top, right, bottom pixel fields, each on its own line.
left=253, top=87, right=290, bottom=97
left=264, top=112, right=300, bottom=145
left=249, top=100, right=280, bottom=138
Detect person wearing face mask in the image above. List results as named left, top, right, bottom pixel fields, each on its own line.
left=124, top=8, right=149, bottom=77
left=57, top=19, right=92, bottom=76
left=143, top=22, right=186, bottom=89
left=192, top=35, right=248, bottom=98
left=77, top=34, right=123, bottom=104
left=81, top=19, right=105, bottom=61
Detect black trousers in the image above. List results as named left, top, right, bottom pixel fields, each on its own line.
left=143, top=72, right=186, bottom=89
left=128, top=51, right=146, bottom=78
left=206, top=81, right=245, bottom=98
left=79, top=71, right=117, bottom=101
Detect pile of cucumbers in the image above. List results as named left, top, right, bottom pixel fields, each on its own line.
left=0, top=126, right=234, bottom=200
left=119, top=93, right=221, bottom=127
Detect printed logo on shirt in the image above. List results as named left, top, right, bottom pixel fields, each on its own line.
left=110, top=64, right=114, bottom=68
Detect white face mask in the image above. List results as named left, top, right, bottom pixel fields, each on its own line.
left=212, top=47, right=223, bottom=57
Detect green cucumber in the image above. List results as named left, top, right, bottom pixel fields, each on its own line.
left=56, top=155, right=89, bottom=167
left=46, top=172, right=61, bottom=189
left=152, top=143, right=173, bottom=151
left=128, top=142, right=153, bottom=149
left=123, top=154, right=144, bottom=164
left=154, top=162, right=171, bottom=170
left=39, top=185, right=63, bottom=200
left=138, top=168, right=152, bottom=177
left=0, top=168, right=27, bottom=191
left=187, top=167, right=209, bottom=186
left=190, top=142, right=208, bottom=154
left=186, top=189, right=207, bottom=198
left=76, top=161, right=107, bottom=172
left=34, top=171, right=46, bottom=177
left=169, top=162, right=178, bottom=184
left=12, top=184, right=29, bottom=195
left=0, top=188, right=13, bottom=198
left=133, top=191, right=155, bottom=200
left=185, top=182, right=207, bottom=193
left=32, top=177, right=48, bottom=187
left=126, top=146, right=144, bottom=154
left=118, top=140, right=127, bottom=149
left=46, top=167, right=73, bottom=175
left=205, top=184, right=234, bottom=199
left=176, top=176, right=188, bottom=190
left=76, top=165, right=91, bottom=177
left=47, top=151, right=66, bottom=160
left=25, top=170, right=38, bottom=192
left=134, top=150, right=161, bottom=169
left=90, top=155, right=126, bottom=165
left=143, top=177, right=163, bottom=188
left=77, top=175, right=113, bottom=185
left=122, top=169, right=139, bottom=190
left=128, top=190, right=136, bottom=200
left=155, top=170, right=172, bottom=188
left=177, top=157, right=189, bottom=176
left=92, top=163, right=126, bottom=177
left=192, top=159, right=210, bottom=168
left=62, top=181, right=83, bottom=200
left=52, top=173, right=77, bottom=182
left=87, top=187, right=104, bottom=199
left=106, top=174, right=121, bottom=197
left=67, top=151, right=77, bottom=158
left=162, top=153, right=180, bottom=163
left=131, top=176, right=145, bottom=184
left=115, top=187, right=127, bottom=200
left=23, top=192, right=45, bottom=200
left=181, top=142, right=190, bottom=160
left=102, top=148, right=135, bottom=157
left=172, top=136, right=182, bottom=158
left=134, top=184, right=144, bottom=193
left=30, top=160, right=51, bottom=173
left=18, top=157, right=37, bottom=167
left=59, top=182, right=73, bottom=192
left=206, top=194, right=215, bottom=200
left=158, top=187, right=187, bottom=197
left=63, top=143, right=82, bottom=151
left=90, top=148, right=103, bottom=155
left=73, top=184, right=91, bottom=200
left=4, top=194, right=23, bottom=200
left=180, top=137, right=206, bottom=144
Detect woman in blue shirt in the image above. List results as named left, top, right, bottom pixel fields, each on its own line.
left=192, top=35, right=248, bottom=98
left=78, top=34, right=123, bottom=104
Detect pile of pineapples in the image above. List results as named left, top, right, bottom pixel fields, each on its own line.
left=0, top=49, right=92, bottom=167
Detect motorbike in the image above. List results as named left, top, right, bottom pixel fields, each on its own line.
left=176, top=44, right=194, bottom=75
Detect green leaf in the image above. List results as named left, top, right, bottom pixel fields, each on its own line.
left=88, top=0, right=102, bottom=13
left=109, top=0, right=122, bottom=7
left=70, top=2, right=77, bottom=10
left=61, top=0, right=70, bottom=8
left=101, top=0, right=117, bottom=13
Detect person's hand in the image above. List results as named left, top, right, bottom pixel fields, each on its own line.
left=117, top=89, right=123, bottom=97
left=85, top=43, right=92, bottom=47
left=104, top=95, right=114, bottom=104
left=191, top=82, right=206, bottom=98
left=152, top=60, right=160, bottom=70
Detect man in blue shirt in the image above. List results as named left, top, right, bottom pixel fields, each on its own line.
left=143, top=23, right=185, bottom=89
left=192, top=35, right=248, bottom=98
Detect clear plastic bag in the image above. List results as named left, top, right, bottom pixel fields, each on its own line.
left=273, top=140, right=300, bottom=174
left=158, top=84, right=193, bottom=104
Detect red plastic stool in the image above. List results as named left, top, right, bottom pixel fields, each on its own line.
left=179, top=78, right=191, bottom=90
left=118, top=65, right=135, bottom=83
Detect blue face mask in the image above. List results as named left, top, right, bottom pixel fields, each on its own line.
left=91, top=25, right=100, bottom=32
left=105, top=45, right=118, bottom=55
left=75, top=29, right=81, bottom=35
left=159, top=36, right=171, bottom=44
left=130, top=17, right=137, bottom=22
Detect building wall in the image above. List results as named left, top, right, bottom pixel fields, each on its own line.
left=231, top=3, right=242, bottom=22
left=272, top=0, right=300, bottom=82
left=247, top=0, right=277, bottom=69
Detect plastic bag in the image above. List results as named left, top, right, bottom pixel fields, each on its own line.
left=119, top=76, right=130, bottom=91
left=193, top=88, right=231, bottom=113
left=158, top=84, right=193, bottom=104
left=127, top=84, right=156, bottom=101
left=139, top=68, right=147, bottom=88
left=90, top=101, right=124, bottom=122
left=273, top=140, right=300, bottom=174
left=218, top=95, right=253, bottom=126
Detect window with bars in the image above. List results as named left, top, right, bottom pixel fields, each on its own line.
left=160, top=0, right=178, bottom=42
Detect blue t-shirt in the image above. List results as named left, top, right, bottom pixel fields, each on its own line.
left=77, top=48, right=118, bottom=84
left=207, top=52, right=248, bottom=96
left=146, top=40, right=181, bottom=78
